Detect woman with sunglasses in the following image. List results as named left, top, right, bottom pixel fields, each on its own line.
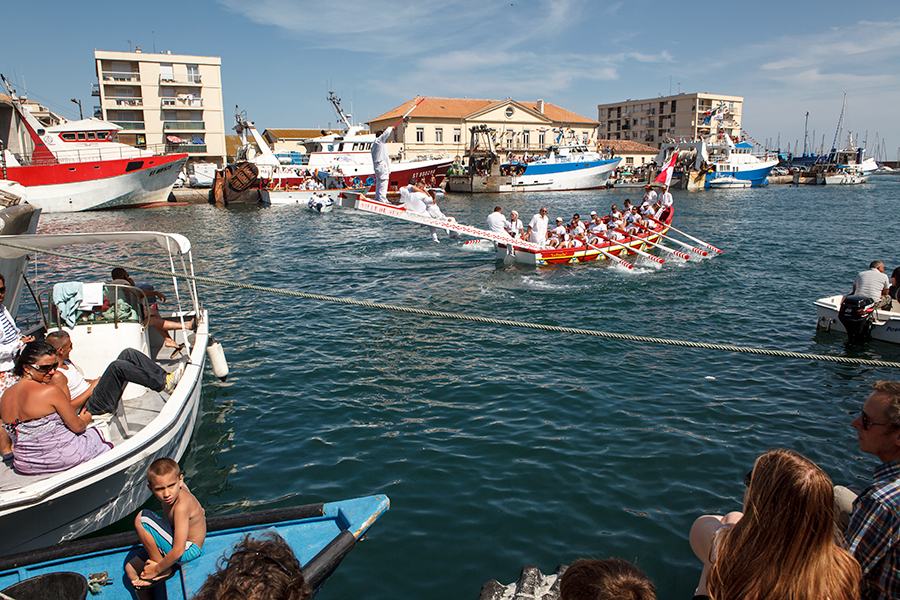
left=0, top=341, right=111, bottom=475
left=689, top=448, right=860, bottom=600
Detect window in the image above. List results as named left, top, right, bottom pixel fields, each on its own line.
left=626, top=157, right=634, bottom=165
left=600, top=108, right=607, bottom=117
left=186, top=64, right=200, bottom=83
left=435, top=128, right=443, bottom=143
left=77, top=132, right=86, bottom=141
left=538, top=132, right=545, bottom=146
left=416, top=128, right=424, bottom=143
left=61, top=133, right=76, bottom=141
left=505, top=106, right=514, bottom=118
left=670, top=116, right=676, bottom=127
left=523, top=130, right=530, bottom=145
left=87, top=132, right=96, bottom=140
left=454, top=128, right=460, bottom=143
left=671, top=101, right=677, bottom=112
left=160, top=63, right=174, bottom=82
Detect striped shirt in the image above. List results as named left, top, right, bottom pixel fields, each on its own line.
left=0, top=307, right=18, bottom=346
left=846, top=460, right=900, bottom=600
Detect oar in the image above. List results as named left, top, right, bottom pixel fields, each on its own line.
left=647, top=215, right=722, bottom=254
left=595, top=232, right=664, bottom=264
left=581, top=238, right=634, bottom=269
left=392, top=97, right=425, bottom=129
left=637, top=219, right=707, bottom=256
left=622, top=225, right=691, bottom=260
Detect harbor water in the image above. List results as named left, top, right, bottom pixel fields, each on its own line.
left=31, top=175, right=900, bottom=599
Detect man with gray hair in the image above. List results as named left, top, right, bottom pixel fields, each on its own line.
left=836, top=380, right=900, bottom=599
left=852, top=261, right=892, bottom=310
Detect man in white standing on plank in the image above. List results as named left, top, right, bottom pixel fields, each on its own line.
left=371, top=126, right=394, bottom=204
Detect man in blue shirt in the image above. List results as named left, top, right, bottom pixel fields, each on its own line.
left=843, top=380, right=900, bottom=599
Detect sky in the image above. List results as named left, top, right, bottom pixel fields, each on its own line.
left=2, top=1, right=899, bottom=159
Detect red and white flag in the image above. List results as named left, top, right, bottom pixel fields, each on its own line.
left=654, top=152, right=678, bottom=187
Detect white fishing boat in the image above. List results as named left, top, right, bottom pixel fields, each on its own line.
left=265, top=187, right=366, bottom=209
left=232, top=95, right=452, bottom=192
left=0, top=231, right=227, bottom=555
left=708, top=175, right=751, bottom=189
left=0, top=79, right=187, bottom=213
left=814, top=295, right=900, bottom=344
left=818, top=165, right=868, bottom=185
left=447, top=126, right=620, bottom=193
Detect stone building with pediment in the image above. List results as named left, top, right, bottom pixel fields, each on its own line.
left=367, top=97, right=598, bottom=160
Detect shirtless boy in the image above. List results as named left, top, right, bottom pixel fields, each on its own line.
left=126, top=458, right=206, bottom=588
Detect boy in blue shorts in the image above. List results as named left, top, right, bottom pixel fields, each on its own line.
left=125, top=458, right=206, bottom=588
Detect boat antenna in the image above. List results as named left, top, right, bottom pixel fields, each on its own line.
left=830, top=93, right=845, bottom=154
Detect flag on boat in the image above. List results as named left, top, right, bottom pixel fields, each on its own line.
left=655, top=152, right=678, bottom=186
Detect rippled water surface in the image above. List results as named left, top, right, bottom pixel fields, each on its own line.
left=33, top=175, right=900, bottom=599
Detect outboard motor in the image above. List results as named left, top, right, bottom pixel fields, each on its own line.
left=839, top=295, right=876, bottom=344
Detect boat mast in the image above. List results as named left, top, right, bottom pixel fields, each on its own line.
left=327, top=91, right=353, bottom=132
left=802, top=112, right=809, bottom=156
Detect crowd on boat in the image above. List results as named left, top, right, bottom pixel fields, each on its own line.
left=485, top=183, right=673, bottom=248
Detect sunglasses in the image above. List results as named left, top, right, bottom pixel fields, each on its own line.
left=861, top=410, right=891, bottom=431
left=0, top=287, right=5, bottom=293
left=29, top=363, right=58, bottom=373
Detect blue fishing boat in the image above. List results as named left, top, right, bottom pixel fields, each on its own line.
left=0, top=494, right=389, bottom=599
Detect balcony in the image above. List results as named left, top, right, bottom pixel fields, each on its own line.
left=163, top=121, right=205, bottom=131
left=161, top=96, right=203, bottom=108
left=109, top=97, right=143, bottom=107
left=112, top=121, right=145, bottom=130
left=91, top=83, right=100, bottom=97
left=101, top=71, right=140, bottom=83
left=167, top=144, right=207, bottom=154
left=159, top=74, right=202, bottom=85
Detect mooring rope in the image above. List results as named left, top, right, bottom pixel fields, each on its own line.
left=4, top=239, right=899, bottom=369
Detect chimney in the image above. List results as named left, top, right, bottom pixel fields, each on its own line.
left=135, top=46, right=142, bottom=53
left=537, top=99, right=544, bottom=114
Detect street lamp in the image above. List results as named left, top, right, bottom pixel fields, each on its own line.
left=70, top=98, right=83, bottom=120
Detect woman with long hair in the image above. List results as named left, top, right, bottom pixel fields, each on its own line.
left=690, top=448, right=860, bottom=600
left=0, top=341, right=111, bottom=474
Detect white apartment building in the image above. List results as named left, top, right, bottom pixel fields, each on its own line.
left=93, top=48, right=226, bottom=165
left=597, top=93, right=743, bottom=149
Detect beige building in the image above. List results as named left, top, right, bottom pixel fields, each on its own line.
left=93, top=48, right=227, bottom=165
left=368, top=98, right=599, bottom=159
left=597, top=93, right=742, bottom=148
left=598, top=139, right=659, bottom=168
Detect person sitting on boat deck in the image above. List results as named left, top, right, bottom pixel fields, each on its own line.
left=548, top=218, right=569, bottom=248
left=44, top=330, right=183, bottom=432
left=126, top=458, right=206, bottom=588
left=608, top=204, right=622, bottom=222
left=834, top=380, right=900, bottom=600
left=625, top=207, right=647, bottom=234
left=606, top=227, right=625, bottom=242
left=891, top=266, right=900, bottom=302
left=567, top=214, right=587, bottom=247
left=852, top=261, right=892, bottom=310
left=643, top=184, right=657, bottom=207
left=192, top=531, right=312, bottom=600
left=560, top=558, right=657, bottom=600
left=0, top=341, right=113, bottom=475
left=371, top=126, right=394, bottom=205
left=526, top=207, right=550, bottom=246
left=586, top=215, right=608, bottom=245
left=507, top=210, right=524, bottom=238
left=690, top=448, right=860, bottom=600
left=487, top=206, right=512, bottom=237
left=110, top=268, right=194, bottom=350
left=623, top=200, right=633, bottom=213
left=0, top=274, right=35, bottom=462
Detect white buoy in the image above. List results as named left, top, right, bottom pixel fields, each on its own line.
left=207, top=336, right=229, bottom=380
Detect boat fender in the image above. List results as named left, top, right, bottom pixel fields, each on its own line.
left=207, top=336, right=229, bottom=380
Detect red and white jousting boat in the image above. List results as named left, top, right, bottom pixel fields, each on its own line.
left=337, top=192, right=677, bottom=267
left=0, top=88, right=187, bottom=213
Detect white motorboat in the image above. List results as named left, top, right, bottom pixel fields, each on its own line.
left=0, top=231, right=225, bottom=555
left=265, top=187, right=366, bottom=208
left=814, top=295, right=900, bottom=344
left=187, top=162, right=218, bottom=187
left=0, top=80, right=187, bottom=213
left=708, top=175, right=752, bottom=189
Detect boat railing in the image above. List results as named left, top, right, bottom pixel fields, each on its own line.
left=37, top=284, right=150, bottom=332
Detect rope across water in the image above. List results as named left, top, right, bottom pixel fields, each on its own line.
left=5, top=240, right=900, bottom=369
